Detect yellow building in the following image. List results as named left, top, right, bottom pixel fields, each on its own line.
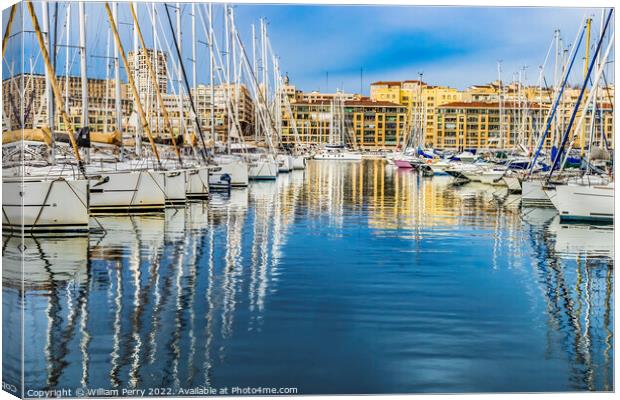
left=281, top=99, right=406, bottom=149
left=370, top=80, right=461, bottom=146
left=347, top=99, right=407, bottom=149
left=420, top=86, right=461, bottom=146
left=435, top=100, right=614, bottom=151
left=370, top=80, right=426, bottom=118
left=461, top=82, right=501, bottom=102
left=436, top=101, right=547, bottom=150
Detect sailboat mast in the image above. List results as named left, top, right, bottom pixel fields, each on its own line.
left=497, top=61, right=503, bottom=150
left=129, top=2, right=182, bottom=164
left=224, top=4, right=231, bottom=154
left=260, top=19, right=270, bottom=146
left=41, top=1, right=55, bottom=161
left=580, top=17, right=592, bottom=156
left=26, top=0, right=84, bottom=172
left=552, top=29, right=559, bottom=148
left=152, top=3, right=158, bottom=135
left=132, top=2, right=141, bottom=157
left=191, top=3, right=197, bottom=134
left=252, top=23, right=258, bottom=142
left=208, top=3, right=216, bottom=144
left=230, top=8, right=241, bottom=146
left=113, top=2, right=123, bottom=159
left=1, top=4, right=17, bottom=58
left=176, top=2, right=185, bottom=152
left=261, top=19, right=268, bottom=107
left=64, top=3, right=70, bottom=114
left=78, top=2, right=88, bottom=138
left=163, top=3, right=209, bottom=161
left=418, top=72, right=423, bottom=149
left=105, top=2, right=161, bottom=165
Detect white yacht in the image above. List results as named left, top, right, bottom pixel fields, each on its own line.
left=314, top=145, right=362, bottom=161
left=212, top=155, right=250, bottom=187
left=291, top=155, right=307, bottom=170
left=162, top=170, right=187, bottom=205
left=248, top=158, right=279, bottom=180
left=546, top=181, right=614, bottom=222
left=276, top=154, right=294, bottom=173
left=455, top=151, right=477, bottom=163
left=185, top=166, right=211, bottom=199
left=230, top=143, right=278, bottom=180
left=2, top=174, right=90, bottom=233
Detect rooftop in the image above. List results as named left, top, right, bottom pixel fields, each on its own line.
left=370, top=80, right=428, bottom=87
left=370, top=81, right=403, bottom=87
left=438, top=101, right=548, bottom=109
left=293, top=99, right=404, bottom=108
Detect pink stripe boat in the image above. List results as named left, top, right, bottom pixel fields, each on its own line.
left=394, top=159, right=414, bottom=169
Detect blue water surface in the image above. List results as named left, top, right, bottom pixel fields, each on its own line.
left=2, top=160, right=614, bottom=395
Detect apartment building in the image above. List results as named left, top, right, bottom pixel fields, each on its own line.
left=2, top=73, right=133, bottom=134
left=281, top=99, right=406, bottom=149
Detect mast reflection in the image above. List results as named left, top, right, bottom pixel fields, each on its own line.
left=3, top=160, right=613, bottom=393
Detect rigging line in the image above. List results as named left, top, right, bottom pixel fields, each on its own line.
left=228, top=14, right=279, bottom=153
left=26, top=0, right=86, bottom=176
left=196, top=4, right=250, bottom=156
left=2, top=4, right=17, bottom=57
left=559, top=35, right=615, bottom=172
left=104, top=2, right=162, bottom=167
left=599, top=71, right=614, bottom=112
left=52, top=2, right=59, bottom=69
left=527, top=16, right=587, bottom=176
left=147, top=5, right=203, bottom=161
left=548, top=9, right=614, bottom=180
left=163, top=3, right=210, bottom=162
left=129, top=2, right=183, bottom=166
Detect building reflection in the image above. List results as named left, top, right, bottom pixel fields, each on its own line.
left=304, top=159, right=524, bottom=242
left=1, top=160, right=613, bottom=393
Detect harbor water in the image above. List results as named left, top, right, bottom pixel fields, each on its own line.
left=3, top=160, right=614, bottom=394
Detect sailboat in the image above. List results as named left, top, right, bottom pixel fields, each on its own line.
left=3, top=2, right=91, bottom=233
left=393, top=84, right=426, bottom=169
left=314, top=92, right=362, bottom=161
left=543, top=10, right=614, bottom=222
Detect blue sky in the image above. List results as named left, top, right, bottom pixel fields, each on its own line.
left=3, top=2, right=613, bottom=94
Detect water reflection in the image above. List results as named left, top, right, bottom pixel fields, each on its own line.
left=2, top=160, right=613, bottom=394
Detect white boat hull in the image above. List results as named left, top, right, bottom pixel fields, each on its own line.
left=314, top=151, right=362, bottom=161
left=521, top=180, right=553, bottom=207
left=503, top=175, right=522, bottom=193
left=2, top=178, right=90, bottom=233
left=162, top=170, right=187, bottom=205
left=292, top=155, right=307, bottom=170
left=479, top=172, right=506, bottom=186
left=546, top=184, right=614, bottom=222
left=89, top=170, right=166, bottom=213
left=276, top=155, right=294, bottom=173
left=211, top=158, right=249, bottom=187
left=248, top=160, right=278, bottom=180
left=429, top=163, right=449, bottom=175
left=185, top=167, right=210, bottom=199
left=462, top=171, right=482, bottom=182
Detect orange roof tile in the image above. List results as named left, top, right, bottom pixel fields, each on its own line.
left=370, top=81, right=402, bottom=86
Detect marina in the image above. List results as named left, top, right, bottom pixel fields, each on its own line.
left=2, top=160, right=614, bottom=393
left=1, top=1, right=615, bottom=397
